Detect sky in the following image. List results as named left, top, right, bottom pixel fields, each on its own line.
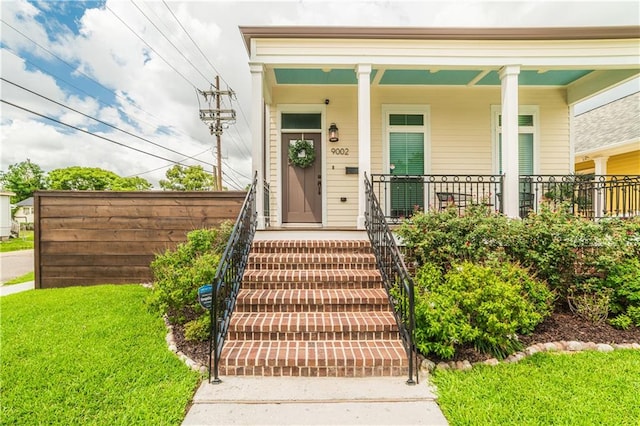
left=1, top=0, right=639, bottom=190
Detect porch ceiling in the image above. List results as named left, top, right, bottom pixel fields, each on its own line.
left=272, top=67, right=599, bottom=87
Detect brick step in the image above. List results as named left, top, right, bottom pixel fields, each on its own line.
left=218, top=340, right=408, bottom=377
left=247, top=253, right=377, bottom=270
left=235, top=289, right=390, bottom=312
left=228, top=312, right=399, bottom=341
left=242, top=269, right=383, bottom=290
left=251, top=240, right=373, bottom=254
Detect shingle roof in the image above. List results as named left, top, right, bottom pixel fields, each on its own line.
left=16, top=197, right=33, bottom=207
left=575, top=92, right=640, bottom=153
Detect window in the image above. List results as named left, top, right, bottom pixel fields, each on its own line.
left=493, top=106, right=539, bottom=217
left=281, top=113, right=321, bottom=130
left=385, top=109, right=429, bottom=217
left=494, top=106, right=539, bottom=180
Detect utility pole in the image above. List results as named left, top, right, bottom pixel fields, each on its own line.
left=198, top=76, right=236, bottom=190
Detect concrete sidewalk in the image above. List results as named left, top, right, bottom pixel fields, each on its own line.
left=182, top=376, right=448, bottom=425
left=0, top=281, right=34, bottom=297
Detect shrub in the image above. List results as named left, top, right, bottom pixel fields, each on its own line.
left=397, top=204, right=511, bottom=270
left=412, top=261, right=553, bottom=359
left=603, top=257, right=640, bottom=315
left=609, top=314, right=632, bottom=330
left=627, top=306, right=640, bottom=327
left=147, top=223, right=232, bottom=341
left=184, top=314, right=211, bottom=341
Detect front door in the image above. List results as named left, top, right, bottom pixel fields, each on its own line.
left=282, top=132, right=322, bottom=223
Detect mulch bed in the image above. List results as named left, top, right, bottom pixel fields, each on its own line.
left=172, top=310, right=640, bottom=367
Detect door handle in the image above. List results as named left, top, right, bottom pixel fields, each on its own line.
left=317, top=175, right=322, bottom=195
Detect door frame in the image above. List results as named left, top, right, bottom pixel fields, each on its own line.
left=381, top=104, right=431, bottom=214
left=276, top=104, right=327, bottom=227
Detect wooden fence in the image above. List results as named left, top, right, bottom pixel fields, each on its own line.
left=34, top=191, right=245, bottom=289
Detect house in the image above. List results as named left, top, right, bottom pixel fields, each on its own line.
left=14, top=197, right=34, bottom=225
left=239, top=26, right=640, bottom=228
left=574, top=91, right=640, bottom=176
left=208, top=26, right=640, bottom=381
left=0, top=192, right=15, bottom=240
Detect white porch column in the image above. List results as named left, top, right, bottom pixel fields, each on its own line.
left=356, top=64, right=372, bottom=229
left=593, top=156, right=609, bottom=217
left=500, top=65, right=521, bottom=218
left=250, top=63, right=266, bottom=229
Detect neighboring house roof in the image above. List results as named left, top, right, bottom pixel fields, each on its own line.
left=575, top=92, right=640, bottom=157
left=16, top=197, right=34, bottom=207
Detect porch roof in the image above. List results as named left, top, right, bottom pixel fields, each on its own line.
left=239, top=25, right=640, bottom=104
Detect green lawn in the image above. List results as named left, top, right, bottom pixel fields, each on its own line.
left=2, top=271, right=34, bottom=285
left=0, top=285, right=201, bottom=425
left=432, top=350, right=640, bottom=425
left=0, top=231, right=34, bottom=252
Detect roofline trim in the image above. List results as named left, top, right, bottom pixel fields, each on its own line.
left=239, top=25, right=640, bottom=54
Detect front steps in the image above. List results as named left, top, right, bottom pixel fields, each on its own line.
left=217, top=239, right=408, bottom=377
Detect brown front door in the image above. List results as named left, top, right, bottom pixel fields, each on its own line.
left=282, top=132, right=322, bottom=223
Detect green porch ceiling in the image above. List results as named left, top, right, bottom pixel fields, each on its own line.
left=379, top=69, right=482, bottom=85
left=273, top=68, right=598, bottom=86
left=274, top=68, right=378, bottom=84
left=476, top=70, right=593, bottom=86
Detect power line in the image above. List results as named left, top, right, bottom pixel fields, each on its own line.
left=127, top=147, right=213, bottom=177
left=162, top=0, right=225, bottom=86
left=161, top=1, right=253, bottom=156
left=1, top=21, right=186, bottom=142
left=1, top=99, right=192, bottom=165
left=105, top=4, right=199, bottom=90
left=130, top=0, right=212, bottom=86
left=1, top=77, right=213, bottom=168
left=3, top=47, right=222, bottom=169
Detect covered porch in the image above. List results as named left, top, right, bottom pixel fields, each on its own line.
left=240, top=26, right=640, bottom=229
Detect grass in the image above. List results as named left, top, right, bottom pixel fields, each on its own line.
left=2, top=271, right=34, bottom=285
left=0, top=284, right=201, bottom=425
left=0, top=231, right=34, bottom=252
left=432, top=350, right=640, bottom=425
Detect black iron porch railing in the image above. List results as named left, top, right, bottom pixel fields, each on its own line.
left=364, top=173, right=417, bottom=385
left=370, top=174, right=504, bottom=222
left=263, top=180, right=270, bottom=227
left=208, top=172, right=258, bottom=383
left=523, top=175, right=640, bottom=219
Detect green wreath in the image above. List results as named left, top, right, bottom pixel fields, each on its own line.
left=288, top=139, right=316, bottom=168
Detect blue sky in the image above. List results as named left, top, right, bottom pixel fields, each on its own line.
left=1, top=1, right=638, bottom=188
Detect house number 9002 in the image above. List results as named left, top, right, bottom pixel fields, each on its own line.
left=331, top=148, right=349, bottom=156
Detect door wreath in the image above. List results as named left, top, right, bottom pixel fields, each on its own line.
left=288, top=139, right=316, bottom=168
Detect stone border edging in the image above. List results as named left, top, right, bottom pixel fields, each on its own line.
left=421, top=341, right=640, bottom=373
left=164, top=317, right=208, bottom=375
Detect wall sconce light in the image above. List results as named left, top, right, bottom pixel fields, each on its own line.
left=328, top=123, right=339, bottom=142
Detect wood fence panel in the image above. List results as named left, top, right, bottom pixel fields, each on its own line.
left=35, top=191, right=245, bottom=289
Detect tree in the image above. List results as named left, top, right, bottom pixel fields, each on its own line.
left=47, top=167, right=152, bottom=191
left=0, top=159, right=47, bottom=203
left=159, top=165, right=214, bottom=191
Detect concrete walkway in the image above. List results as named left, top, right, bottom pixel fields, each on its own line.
left=0, top=281, right=34, bottom=297
left=182, top=376, right=448, bottom=425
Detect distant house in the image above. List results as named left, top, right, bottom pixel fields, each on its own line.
left=1, top=192, right=15, bottom=240
left=14, top=197, right=34, bottom=224
left=575, top=92, right=640, bottom=176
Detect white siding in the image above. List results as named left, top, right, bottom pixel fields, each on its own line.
left=268, top=84, right=571, bottom=226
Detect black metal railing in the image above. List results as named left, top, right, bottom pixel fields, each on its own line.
left=263, top=180, right=270, bottom=227
left=208, top=172, right=258, bottom=383
left=364, top=173, right=417, bottom=385
left=523, top=175, right=640, bottom=219
left=371, top=174, right=504, bottom=221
